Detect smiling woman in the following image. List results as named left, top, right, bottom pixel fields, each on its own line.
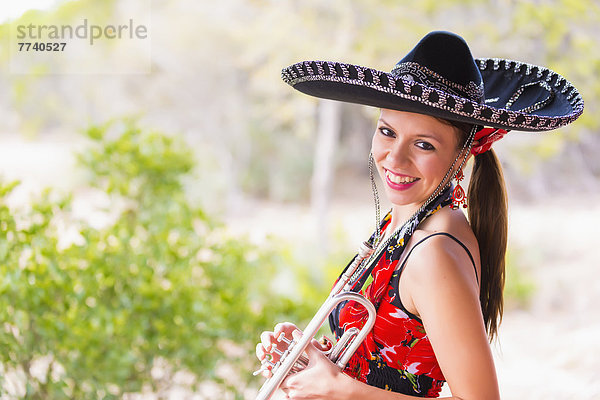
left=254, top=31, right=584, bottom=400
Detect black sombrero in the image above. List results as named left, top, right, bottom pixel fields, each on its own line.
left=281, top=31, right=584, bottom=132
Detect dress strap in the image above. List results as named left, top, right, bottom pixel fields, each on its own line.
left=398, top=232, right=478, bottom=283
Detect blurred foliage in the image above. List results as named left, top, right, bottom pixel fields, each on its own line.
left=0, top=121, right=322, bottom=399
left=504, top=249, right=536, bottom=310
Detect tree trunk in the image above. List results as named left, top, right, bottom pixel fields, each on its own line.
left=311, top=99, right=342, bottom=254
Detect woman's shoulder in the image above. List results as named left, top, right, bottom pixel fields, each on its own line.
left=403, top=207, right=481, bottom=288
left=415, top=206, right=478, bottom=252
left=398, top=209, right=481, bottom=319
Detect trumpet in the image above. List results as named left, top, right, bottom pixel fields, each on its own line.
left=253, top=241, right=378, bottom=400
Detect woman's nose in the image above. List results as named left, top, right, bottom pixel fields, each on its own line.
left=386, top=142, right=410, bottom=166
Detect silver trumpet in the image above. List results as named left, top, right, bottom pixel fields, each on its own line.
left=253, top=241, right=378, bottom=400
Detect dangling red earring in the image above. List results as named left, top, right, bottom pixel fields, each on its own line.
left=451, top=170, right=468, bottom=209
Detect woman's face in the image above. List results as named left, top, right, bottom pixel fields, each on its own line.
left=371, top=109, right=461, bottom=210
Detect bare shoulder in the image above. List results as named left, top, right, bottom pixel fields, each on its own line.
left=405, top=233, right=478, bottom=289
left=400, top=207, right=481, bottom=316
left=414, top=206, right=480, bottom=274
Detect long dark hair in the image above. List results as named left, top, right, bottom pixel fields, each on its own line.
left=448, top=120, right=508, bottom=341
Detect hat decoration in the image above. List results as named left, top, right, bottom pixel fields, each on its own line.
left=281, top=31, right=584, bottom=153
left=471, top=128, right=507, bottom=155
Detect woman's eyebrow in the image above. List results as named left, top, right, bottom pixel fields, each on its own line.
left=377, top=117, right=392, bottom=127
left=415, top=132, right=441, bottom=141
left=378, top=118, right=441, bottom=141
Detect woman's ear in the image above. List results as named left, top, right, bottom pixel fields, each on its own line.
left=451, top=149, right=473, bottom=177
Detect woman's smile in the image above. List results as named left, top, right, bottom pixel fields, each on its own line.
left=384, top=168, right=419, bottom=191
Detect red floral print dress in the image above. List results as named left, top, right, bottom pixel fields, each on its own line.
left=329, top=188, right=476, bottom=397
left=334, top=244, right=444, bottom=396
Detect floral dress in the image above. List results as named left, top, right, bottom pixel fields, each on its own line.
left=329, top=191, right=477, bottom=397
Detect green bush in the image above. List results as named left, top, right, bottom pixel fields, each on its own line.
left=504, top=248, right=536, bottom=310
left=0, top=121, right=316, bottom=399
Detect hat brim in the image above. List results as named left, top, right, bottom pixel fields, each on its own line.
left=282, top=58, right=584, bottom=132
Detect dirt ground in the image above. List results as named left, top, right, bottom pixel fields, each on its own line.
left=485, top=199, right=600, bottom=400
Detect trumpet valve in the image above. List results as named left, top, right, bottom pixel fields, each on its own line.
left=270, top=333, right=311, bottom=374
left=252, top=357, right=277, bottom=376
left=276, top=331, right=292, bottom=345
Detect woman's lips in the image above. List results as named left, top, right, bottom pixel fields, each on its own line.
left=384, top=169, right=419, bottom=191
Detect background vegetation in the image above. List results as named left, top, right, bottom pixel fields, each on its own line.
left=0, top=0, right=598, bottom=399
left=0, top=122, right=316, bottom=398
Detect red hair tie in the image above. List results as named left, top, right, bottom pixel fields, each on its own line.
left=471, top=127, right=508, bottom=155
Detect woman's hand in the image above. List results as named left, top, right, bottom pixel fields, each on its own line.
left=255, top=322, right=332, bottom=379
left=279, top=330, right=352, bottom=400
left=255, top=322, right=299, bottom=378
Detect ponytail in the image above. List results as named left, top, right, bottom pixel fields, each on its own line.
left=442, top=118, right=508, bottom=340
left=467, top=149, right=508, bottom=341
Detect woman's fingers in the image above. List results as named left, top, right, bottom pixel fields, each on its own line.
left=255, top=340, right=275, bottom=378
left=255, top=323, right=306, bottom=380
left=273, top=322, right=298, bottom=341
left=260, top=330, right=276, bottom=352
left=255, top=342, right=266, bottom=361
left=256, top=331, right=277, bottom=373
left=255, top=325, right=294, bottom=370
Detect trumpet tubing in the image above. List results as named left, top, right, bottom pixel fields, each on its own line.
left=254, top=242, right=376, bottom=400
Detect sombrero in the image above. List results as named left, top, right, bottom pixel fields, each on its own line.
left=281, top=31, right=584, bottom=133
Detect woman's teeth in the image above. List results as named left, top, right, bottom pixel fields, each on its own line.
left=386, top=171, right=417, bottom=184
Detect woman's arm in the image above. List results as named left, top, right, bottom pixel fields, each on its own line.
left=403, top=235, right=500, bottom=400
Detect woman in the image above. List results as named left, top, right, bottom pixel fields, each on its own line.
left=255, top=31, right=583, bottom=399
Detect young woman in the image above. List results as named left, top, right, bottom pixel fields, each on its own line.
left=255, top=31, right=583, bottom=399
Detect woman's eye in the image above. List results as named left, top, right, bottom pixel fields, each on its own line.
left=416, top=141, right=435, bottom=151
left=378, top=127, right=395, bottom=138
